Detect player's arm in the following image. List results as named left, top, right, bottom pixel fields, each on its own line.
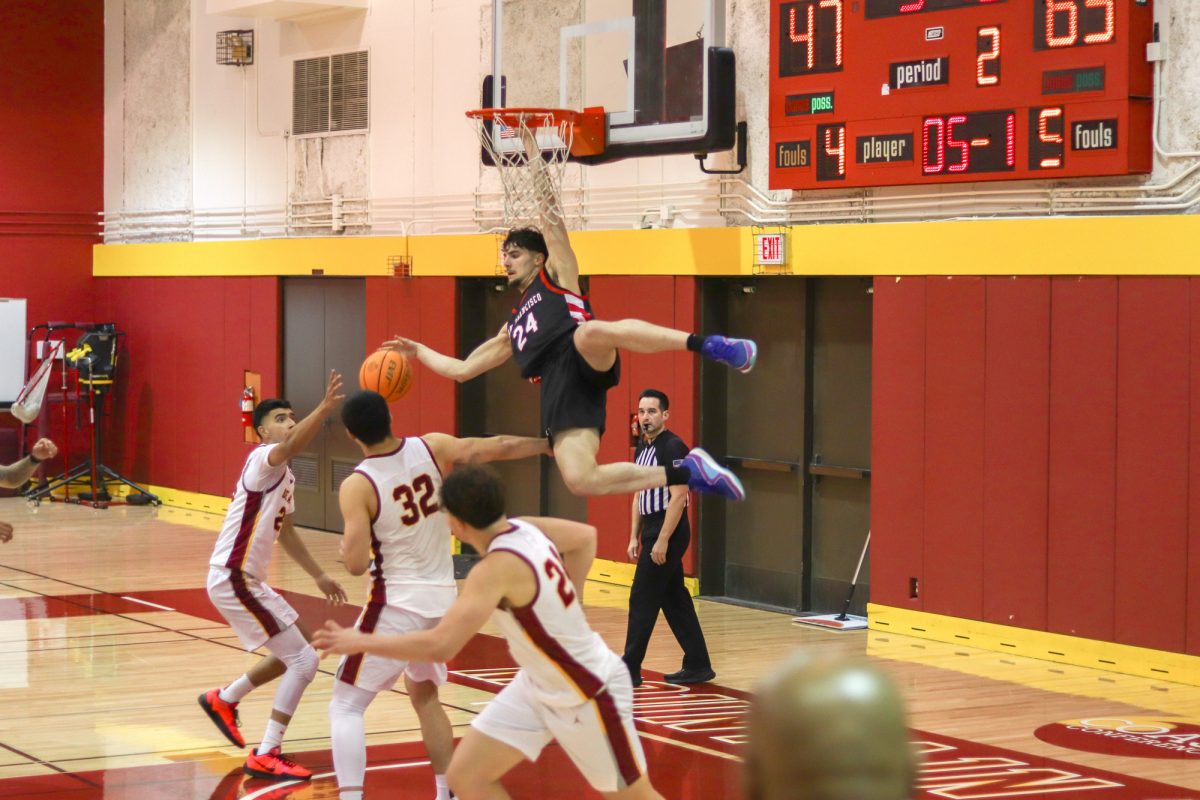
left=268, top=370, right=345, bottom=467
left=516, top=516, right=597, bottom=597
left=277, top=516, right=349, bottom=605
left=421, top=432, right=551, bottom=473
left=519, top=129, right=581, bottom=293
left=384, top=326, right=511, bottom=383
left=0, top=438, right=57, bottom=489
left=313, top=554, right=514, bottom=662
left=337, top=473, right=375, bottom=576
left=540, top=212, right=581, bottom=295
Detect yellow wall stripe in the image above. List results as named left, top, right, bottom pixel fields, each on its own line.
left=94, top=216, right=1200, bottom=278
left=869, top=603, right=1200, bottom=687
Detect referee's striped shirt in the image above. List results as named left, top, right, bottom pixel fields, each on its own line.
left=635, top=429, right=689, bottom=517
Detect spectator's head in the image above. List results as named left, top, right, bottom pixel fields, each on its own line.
left=745, top=653, right=916, bottom=800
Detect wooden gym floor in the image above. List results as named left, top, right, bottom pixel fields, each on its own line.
left=0, top=499, right=1198, bottom=799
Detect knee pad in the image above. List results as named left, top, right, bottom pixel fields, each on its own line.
left=283, top=643, right=319, bottom=683
left=330, top=682, right=374, bottom=718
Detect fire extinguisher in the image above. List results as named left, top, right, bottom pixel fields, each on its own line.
left=630, top=413, right=641, bottom=448
left=241, top=386, right=256, bottom=429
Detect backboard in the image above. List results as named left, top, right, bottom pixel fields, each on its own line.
left=485, top=0, right=734, bottom=164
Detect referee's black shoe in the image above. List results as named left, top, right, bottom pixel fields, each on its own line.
left=663, top=668, right=716, bottom=685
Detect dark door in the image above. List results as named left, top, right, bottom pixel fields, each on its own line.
left=808, top=277, right=873, bottom=615
left=699, top=278, right=808, bottom=610
left=283, top=278, right=365, bottom=532
left=698, top=277, right=872, bottom=614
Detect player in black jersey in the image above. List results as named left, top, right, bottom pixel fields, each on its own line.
left=385, top=138, right=756, bottom=502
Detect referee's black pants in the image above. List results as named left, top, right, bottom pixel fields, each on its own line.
left=622, top=512, right=712, bottom=676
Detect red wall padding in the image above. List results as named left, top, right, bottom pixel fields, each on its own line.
left=1189, top=281, right=1200, bottom=656
left=922, top=277, right=986, bottom=620
left=0, top=2, right=103, bottom=466
left=874, top=276, right=1200, bottom=655
left=587, top=277, right=698, bottom=570
left=365, top=277, right=458, bottom=438
left=1046, top=277, right=1118, bottom=641
left=1114, top=279, right=1188, bottom=652
left=870, top=277, right=925, bottom=610
left=95, top=277, right=280, bottom=498
left=0, top=2, right=103, bottom=214
left=982, top=278, right=1050, bottom=629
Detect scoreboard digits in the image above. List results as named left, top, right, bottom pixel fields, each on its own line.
left=769, top=0, right=1153, bottom=189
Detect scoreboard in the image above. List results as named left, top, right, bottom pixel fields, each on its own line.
left=769, top=0, right=1154, bottom=189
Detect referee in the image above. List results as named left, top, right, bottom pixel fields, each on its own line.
left=622, top=389, right=715, bottom=687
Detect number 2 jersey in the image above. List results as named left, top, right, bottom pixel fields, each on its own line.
left=351, top=438, right=457, bottom=618
left=487, top=517, right=626, bottom=707
left=209, top=443, right=295, bottom=581
left=509, top=267, right=595, bottom=379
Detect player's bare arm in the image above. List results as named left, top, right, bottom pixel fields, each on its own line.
left=520, top=128, right=581, bottom=293
left=278, top=516, right=349, bottom=605
left=313, top=554, right=519, bottom=662
left=337, top=473, right=376, bottom=576
left=0, top=438, right=57, bottom=489
left=268, top=370, right=345, bottom=467
left=421, top=432, right=551, bottom=474
left=384, top=325, right=511, bottom=383
left=515, top=516, right=597, bottom=597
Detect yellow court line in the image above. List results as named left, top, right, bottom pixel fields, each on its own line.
left=869, top=603, right=1200, bottom=688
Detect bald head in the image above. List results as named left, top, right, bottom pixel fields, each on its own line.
left=745, top=653, right=916, bottom=800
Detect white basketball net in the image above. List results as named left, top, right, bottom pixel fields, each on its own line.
left=475, top=110, right=574, bottom=226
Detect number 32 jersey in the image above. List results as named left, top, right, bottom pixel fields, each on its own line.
left=487, top=518, right=625, bottom=708
left=509, top=268, right=595, bottom=379
left=352, top=438, right=457, bottom=618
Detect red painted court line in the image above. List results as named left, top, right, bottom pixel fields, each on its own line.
left=0, top=593, right=165, bottom=621
left=2, top=586, right=1197, bottom=798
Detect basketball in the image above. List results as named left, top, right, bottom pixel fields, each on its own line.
left=359, top=349, right=413, bottom=402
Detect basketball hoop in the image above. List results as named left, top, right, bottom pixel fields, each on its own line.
left=467, top=107, right=605, bottom=226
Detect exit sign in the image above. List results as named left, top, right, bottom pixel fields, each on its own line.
left=755, top=233, right=787, bottom=265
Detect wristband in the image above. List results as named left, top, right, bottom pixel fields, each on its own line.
left=27, top=452, right=43, bottom=465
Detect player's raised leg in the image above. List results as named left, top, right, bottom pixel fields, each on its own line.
left=554, top=428, right=744, bottom=500
left=574, top=319, right=757, bottom=374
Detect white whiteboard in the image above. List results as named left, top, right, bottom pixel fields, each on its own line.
left=0, top=299, right=27, bottom=404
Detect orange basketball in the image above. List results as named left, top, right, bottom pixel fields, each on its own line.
left=359, top=349, right=413, bottom=402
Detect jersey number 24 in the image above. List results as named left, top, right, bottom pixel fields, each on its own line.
left=509, top=313, right=539, bottom=352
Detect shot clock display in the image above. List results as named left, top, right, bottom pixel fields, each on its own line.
left=769, top=0, right=1153, bottom=189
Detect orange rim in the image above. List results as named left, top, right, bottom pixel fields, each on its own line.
left=466, top=107, right=606, bottom=158
left=465, top=107, right=582, bottom=126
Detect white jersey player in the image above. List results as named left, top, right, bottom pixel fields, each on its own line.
left=331, top=390, right=550, bottom=800
left=315, top=464, right=664, bottom=800
left=199, top=371, right=349, bottom=783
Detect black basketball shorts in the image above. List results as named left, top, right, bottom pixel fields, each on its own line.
left=537, top=337, right=620, bottom=444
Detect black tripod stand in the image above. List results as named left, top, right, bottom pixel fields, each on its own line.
left=25, top=326, right=159, bottom=509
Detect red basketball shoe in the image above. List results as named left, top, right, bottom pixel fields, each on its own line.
left=198, top=689, right=245, bottom=748
left=243, top=747, right=313, bottom=781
